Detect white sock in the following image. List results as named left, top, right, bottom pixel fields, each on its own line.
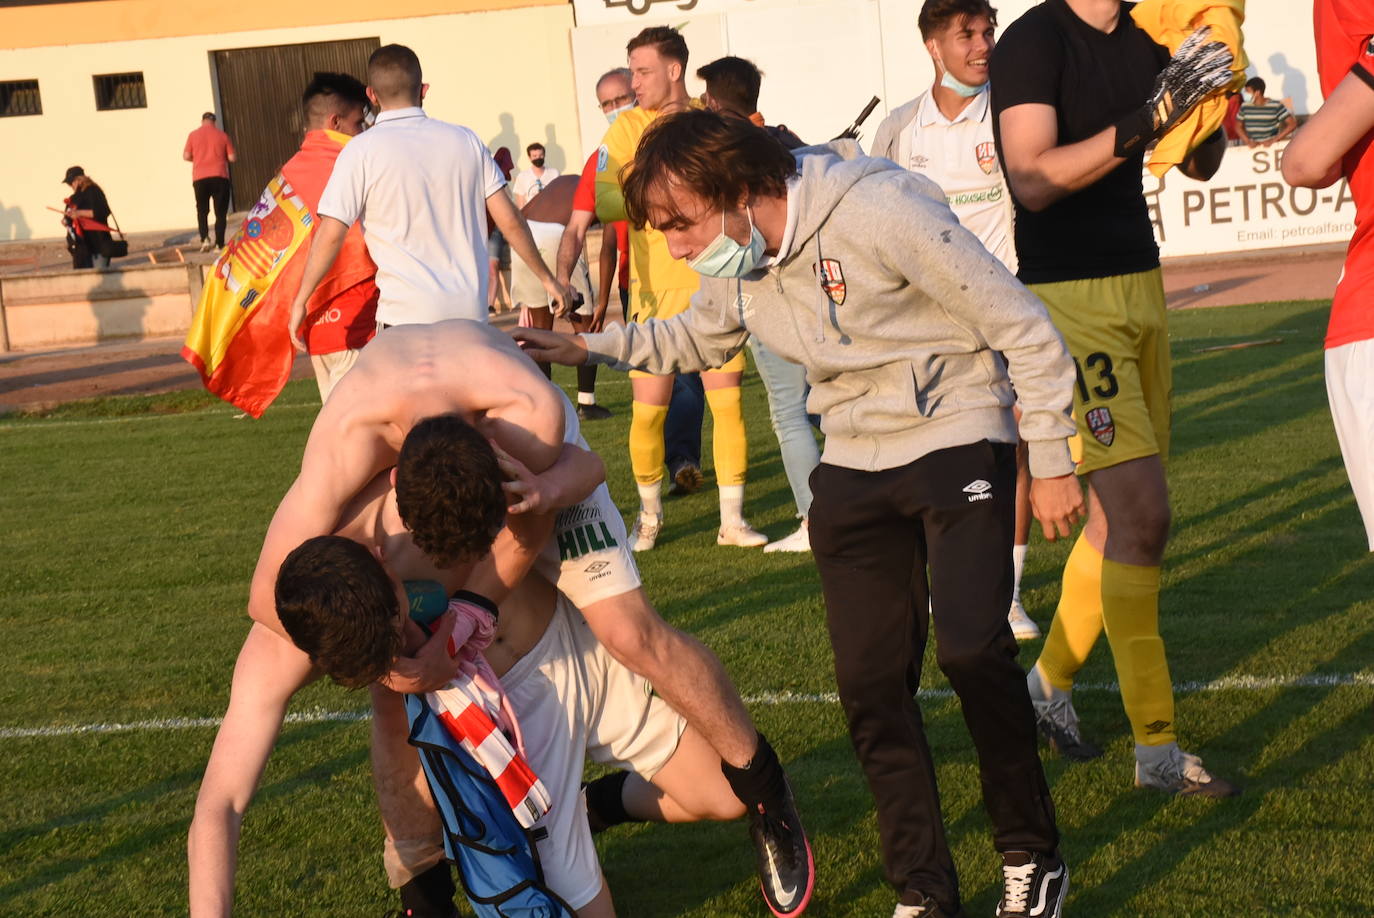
left=636, top=482, right=662, bottom=518
left=1012, top=543, right=1028, bottom=602
left=1135, top=741, right=1179, bottom=764
left=1027, top=662, right=1061, bottom=702
left=718, top=484, right=745, bottom=528
left=577, top=391, right=596, bottom=406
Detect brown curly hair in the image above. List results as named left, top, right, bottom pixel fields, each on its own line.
left=276, top=535, right=402, bottom=689
left=395, top=414, right=507, bottom=569
left=621, top=109, right=797, bottom=232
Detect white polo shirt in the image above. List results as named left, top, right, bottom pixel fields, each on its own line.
left=896, top=89, right=1016, bottom=272
left=318, top=107, right=506, bottom=326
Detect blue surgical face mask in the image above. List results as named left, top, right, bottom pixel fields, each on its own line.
left=688, top=207, right=766, bottom=278
left=605, top=102, right=635, bottom=124
left=940, top=69, right=988, bottom=98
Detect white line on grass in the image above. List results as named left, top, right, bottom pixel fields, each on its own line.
left=0, top=401, right=322, bottom=432
left=4, top=672, right=1371, bottom=740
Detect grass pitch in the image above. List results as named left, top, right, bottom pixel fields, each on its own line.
left=2, top=299, right=1372, bottom=916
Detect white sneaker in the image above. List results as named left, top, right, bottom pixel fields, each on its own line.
left=717, top=520, right=768, bottom=547
left=630, top=513, right=662, bottom=552
left=763, top=521, right=810, bottom=553
left=1008, top=598, right=1041, bottom=641
left=199, top=239, right=212, bottom=252
left=1134, top=743, right=1240, bottom=797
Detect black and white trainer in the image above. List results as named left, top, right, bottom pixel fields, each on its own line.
left=892, top=891, right=966, bottom=918
left=748, top=778, right=814, bottom=917
left=996, top=851, right=1068, bottom=918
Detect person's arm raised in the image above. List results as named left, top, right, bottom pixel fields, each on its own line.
left=188, top=626, right=317, bottom=918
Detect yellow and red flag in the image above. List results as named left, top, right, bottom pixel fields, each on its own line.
left=181, top=174, right=314, bottom=417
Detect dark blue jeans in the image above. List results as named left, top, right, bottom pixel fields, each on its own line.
left=664, top=372, right=704, bottom=472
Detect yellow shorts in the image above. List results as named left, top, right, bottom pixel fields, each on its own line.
left=1029, top=267, right=1171, bottom=475
left=626, top=284, right=746, bottom=378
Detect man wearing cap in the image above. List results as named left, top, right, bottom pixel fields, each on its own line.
left=184, top=112, right=238, bottom=252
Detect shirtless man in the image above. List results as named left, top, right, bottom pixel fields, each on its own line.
left=192, top=420, right=744, bottom=916
left=214, top=320, right=810, bottom=916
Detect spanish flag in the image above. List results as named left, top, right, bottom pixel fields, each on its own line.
left=181, top=174, right=314, bottom=417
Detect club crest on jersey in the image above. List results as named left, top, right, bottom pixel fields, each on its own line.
left=816, top=258, right=846, bottom=306
left=596, top=145, right=609, bottom=172
left=976, top=141, right=998, bottom=175
left=1086, top=406, right=1114, bottom=446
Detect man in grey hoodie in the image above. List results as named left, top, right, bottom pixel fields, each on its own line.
left=515, top=109, right=1084, bottom=918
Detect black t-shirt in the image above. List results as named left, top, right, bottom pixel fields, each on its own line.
left=990, top=0, right=1169, bottom=284
left=71, top=183, right=112, bottom=226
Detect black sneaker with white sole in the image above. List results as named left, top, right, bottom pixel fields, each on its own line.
left=996, top=851, right=1068, bottom=918
left=747, top=778, right=814, bottom=917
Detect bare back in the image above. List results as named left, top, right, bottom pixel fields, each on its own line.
left=248, top=319, right=566, bottom=634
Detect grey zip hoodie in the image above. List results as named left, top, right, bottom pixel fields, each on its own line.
left=581, top=142, right=1077, bottom=478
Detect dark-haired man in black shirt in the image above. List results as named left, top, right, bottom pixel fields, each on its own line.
left=991, top=0, right=1240, bottom=799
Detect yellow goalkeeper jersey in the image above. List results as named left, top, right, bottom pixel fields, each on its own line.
left=594, top=106, right=701, bottom=321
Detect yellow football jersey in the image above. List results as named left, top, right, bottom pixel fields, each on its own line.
left=594, top=106, right=701, bottom=321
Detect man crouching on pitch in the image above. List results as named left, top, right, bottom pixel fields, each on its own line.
left=515, top=110, right=1085, bottom=918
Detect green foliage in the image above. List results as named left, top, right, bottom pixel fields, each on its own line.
left=1, top=301, right=1371, bottom=916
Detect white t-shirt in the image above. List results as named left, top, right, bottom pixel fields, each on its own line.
left=896, top=90, right=1016, bottom=272
left=317, top=107, right=506, bottom=326
left=512, top=166, right=560, bottom=203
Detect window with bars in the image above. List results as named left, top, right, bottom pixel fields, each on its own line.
left=0, top=79, right=42, bottom=117
left=93, top=72, right=147, bottom=111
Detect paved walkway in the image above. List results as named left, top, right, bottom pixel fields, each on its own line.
left=0, top=243, right=1347, bottom=414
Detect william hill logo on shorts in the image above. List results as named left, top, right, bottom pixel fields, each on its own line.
left=557, top=514, right=620, bottom=561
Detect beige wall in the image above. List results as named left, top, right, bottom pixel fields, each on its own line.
left=0, top=4, right=580, bottom=241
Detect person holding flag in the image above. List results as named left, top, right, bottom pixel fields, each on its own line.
left=182, top=72, right=378, bottom=413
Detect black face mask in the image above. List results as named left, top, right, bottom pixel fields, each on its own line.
left=530, top=157, right=545, bottom=167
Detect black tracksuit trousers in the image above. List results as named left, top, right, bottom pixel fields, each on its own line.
left=808, top=440, right=1058, bottom=912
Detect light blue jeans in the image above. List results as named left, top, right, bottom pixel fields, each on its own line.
left=748, top=337, right=819, bottom=518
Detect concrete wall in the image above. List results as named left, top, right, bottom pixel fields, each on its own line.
left=0, top=2, right=579, bottom=241
left=0, top=263, right=208, bottom=351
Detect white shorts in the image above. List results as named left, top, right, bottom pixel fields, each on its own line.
left=309, top=348, right=360, bottom=402
left=1326, top=340, right=1374, bottom=550
left=511, top=220, right=593, bottom=316
left=537, top=393, right=642, bottom=607
left=504, top=593, right=687, bottom=909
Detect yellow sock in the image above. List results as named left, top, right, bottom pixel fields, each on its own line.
left=704, top=386, right=747, bottom=487
left=629, top=401, right=668, bottom=486
left=1037, top=535, right=1106, bottom=693
left=1101, top=559, right=1176, bottom=746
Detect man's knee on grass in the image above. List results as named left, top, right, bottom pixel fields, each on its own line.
left=276, top=536, right=404, bottom=688
left=396, top=414, right=508, bottom=569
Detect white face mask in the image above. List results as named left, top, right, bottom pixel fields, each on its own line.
left=1242, top=90, right=1255, bottom=104
left=605, top=103, right=635, bottom=124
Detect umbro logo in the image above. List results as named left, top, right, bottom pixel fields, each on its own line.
left=963, top=479, right=993, bottom=502
left=1144, top=719, right=1172, bottom=735
left=585, top=560, right=610, bottom=573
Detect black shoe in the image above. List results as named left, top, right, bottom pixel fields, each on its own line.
left=394, top=861, right=459, bottom=918
left=747, top=778, right=814, bottom=917
left=577, top=402, right=612, bottom=421
left=996, top=851, right=1068, bottom=918
left=667, top=461, right=704, bottom=496
left=1031, top=691, right=1103, bottom=761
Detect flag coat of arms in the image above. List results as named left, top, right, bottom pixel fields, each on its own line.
left=181, top=175, right=314, bottom=417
